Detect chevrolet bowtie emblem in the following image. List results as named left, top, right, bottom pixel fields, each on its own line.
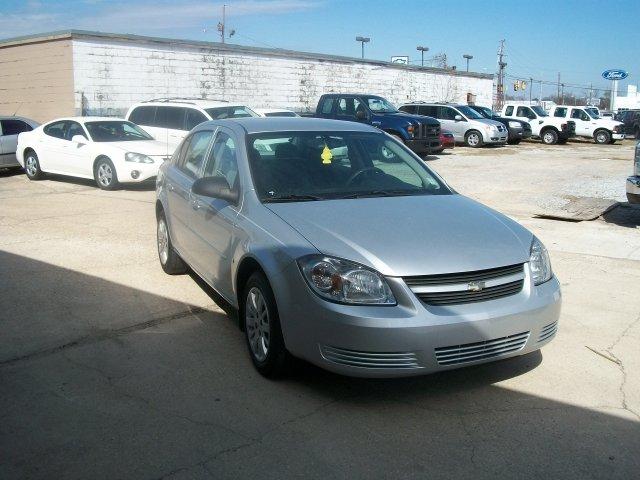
left=467, top=281, right=485, bottom=292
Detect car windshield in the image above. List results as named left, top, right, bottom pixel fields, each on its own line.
left=85, top=121, right=153, bottom=142
left=473, top=106, right=495, bottom=118
left=247, top=131, right=450, bottom=202
left=531, top=106, right=549, bottom=117
left=205, top=106, right=258, bottom=119
left=264, top=111, right=298, bottom=117
left=456, top=106, right=484, bottom=120
left=585, top=108, right=600, bottom=119
left=365, top=97, right=398, bottom=113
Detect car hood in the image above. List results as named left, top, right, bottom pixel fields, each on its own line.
left=477, top=118, right=506, bottom=128
left=107, top=140, right=170, bottom=156
left=266, top=195, right=532, bottom=277
left=382, top=112, right=440, bottom=125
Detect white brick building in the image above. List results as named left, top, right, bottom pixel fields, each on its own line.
left=1, top=30, right=495, bottom=123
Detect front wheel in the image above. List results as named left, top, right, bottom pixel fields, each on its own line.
left=24, top=151, right=45, bottom=180
left=465, top=130, right=483, bottom=148
left=94, top=157, right=119, bottom=190
left=541, top=129, right=559, bottom=145
left=594, top=129, right=611, bottom=144
left=243, top=272, right=290, bottom=378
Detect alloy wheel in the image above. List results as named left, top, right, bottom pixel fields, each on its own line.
left=467, top=133, right=479, bottom=146
left=25, top=156, right=37, bottom=176
left=157, top=218, right=169, bottom=265
left=97, top=163, right=113, bottom=187
left=245, top=287, right=270, bottom=362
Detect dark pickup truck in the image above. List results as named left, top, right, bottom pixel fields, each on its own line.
left=313, top=94, right=441, bottom=155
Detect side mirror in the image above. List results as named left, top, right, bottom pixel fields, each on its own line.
left=71, top=135, right=87, bottom=145
left=355, top=109, right=367, bottom=121
left=192, top=176, right=239, bottom=204
left=454, top=114, right=463, bottom=121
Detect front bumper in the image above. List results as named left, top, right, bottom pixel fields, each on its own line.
left=275, top=262, right=561, bottom=378
left=119, top=161, right=160, bottom=183
left=613, top=133, right=625, bottom=140
left=507, top=127, right=532, bottom=141
left=627, top=176, right=640, bottom=203
left=406, top=137, right=441, bottom=154
left=484, top=132, right=508, bottom=144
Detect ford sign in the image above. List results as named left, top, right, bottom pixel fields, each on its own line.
left=602, top=69, right=628, bottom=80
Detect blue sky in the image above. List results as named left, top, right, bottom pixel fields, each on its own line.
left=2, top=0, right=638, bottom=99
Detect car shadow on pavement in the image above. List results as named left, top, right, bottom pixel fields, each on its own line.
left=601, top=203, right=640, bottom=228
left=0, top=167, right=25, bottom=178
left=33, top=173, right=156, bottom=191
left=1, top=250, right=639, bottom=480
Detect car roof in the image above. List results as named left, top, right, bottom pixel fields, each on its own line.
left=133, top=99, right=250, bottom=109
left=194, top=117, right=379, bottom=134
left=44, top=116, right=128, bottom=124
left=0, top=115, right=39, bottom=124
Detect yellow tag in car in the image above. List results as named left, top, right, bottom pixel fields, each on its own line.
left=321, top=145, right=332, bottom=164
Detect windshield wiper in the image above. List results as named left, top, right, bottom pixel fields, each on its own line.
left=337, top=189, right=423, bottom=199
left=264, top=194, right=323, bottom=203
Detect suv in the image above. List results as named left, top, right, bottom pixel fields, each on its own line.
left=550, top=105, right=624, bottom=144
left=627, top=141, right=640, bottom=204
left=501, top=103, right=575, bottom=145
left=0, top=116, right=39, bottom=169
left=126, top=98, right=258, bottom=155
left=400, top=103, right=507, bottom=147
left=616, top=110, right=640, bottom=137
left=313, top=94, right=441, bottom=155
left=467, top=105, right=532, bottom=144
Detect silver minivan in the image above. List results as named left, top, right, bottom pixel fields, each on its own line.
left=156, top=117, right=560, bottom=378
left=400, top=103, right=508, bottom=147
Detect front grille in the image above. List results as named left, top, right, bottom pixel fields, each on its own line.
left=320, top=345, right=421, bottom=369
left=404, top=263, right=525, bottom=306
left=435, top=331, right=530, bottom=366
left=538, top=321, right=558, bottom=342
left=523, top=123, right=532, bottom=133
left=496, top=124, right=506, bottom=132
left=417, top=123, right=440, bottom=139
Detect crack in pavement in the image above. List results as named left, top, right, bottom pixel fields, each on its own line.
left=0, top=304, right=215, bottom=368
left=606, top=311, right=640, bottom=421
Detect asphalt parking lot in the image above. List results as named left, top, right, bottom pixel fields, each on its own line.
left=1, top=140, right=639, bottom=479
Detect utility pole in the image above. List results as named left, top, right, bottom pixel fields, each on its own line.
left=217, top=4, right=226, bottom=43
left=561, top=83, right=565, bottom=104
left=529, top=77, right=533, bottom=103
left=557, top=72, right=561, bottom=102
left=496, top=40, right=506, bottom=110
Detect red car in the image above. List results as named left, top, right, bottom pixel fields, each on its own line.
left=434, top=130, right=454, bottom=153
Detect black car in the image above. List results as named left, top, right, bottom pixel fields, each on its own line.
left=468, top=105, right=532, bottom=144
left=615, top=110, right=640, bottom=137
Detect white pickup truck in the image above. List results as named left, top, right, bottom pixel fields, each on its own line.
left=501, top=103, right=576, bottom=145
left=549, top=105, right=625, bottom=144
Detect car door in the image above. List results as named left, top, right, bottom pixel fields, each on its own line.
left=40, top=121, right=76, bottom=172
left=440, top=106, right=464, bottom=141
left=163, top=129, right=216, bottom=262
left=62, top=121, right=92, bottom=176
left=515, top=106, right=537, bottom=134
left=156, top=106, right=188, bottom=154
left=128, top=105, right=161, bottom=140
left=0, top=119, right=33, bottom=164
left=570, top=108, right=592, bottom=137
left=334, top=97, right=359, bottom=123
left=189, top=127, right=241, bottom=299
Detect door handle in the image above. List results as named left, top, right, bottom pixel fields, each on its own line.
left=167, top=182, right=174, bottom=191
left=191, top=199, right=201, bottom=210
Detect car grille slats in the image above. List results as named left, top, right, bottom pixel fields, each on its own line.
left=320, top=345, right=421, bottom=369
left=417, top=123, right=440, bottom=139
left=435, top=331, right=530, bottom=366
left=538, top=321, right=558, bottom=342
left=403, top=264, right=524, bottom=306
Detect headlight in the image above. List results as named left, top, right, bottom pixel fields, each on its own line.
left=125, top=152, right=154, bottom=164
left=298, top=255, right=396, bottom=305
left=407, top=124, right=416, bottom=138
left=508, top=121, right=521, bottom=128
left=530, top=237, right=552, bottom=285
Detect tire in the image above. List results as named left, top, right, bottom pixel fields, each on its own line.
left=156, top=211, right=187, bottom=275
left=507, top=139, right=521, bottom=145
left=94, top=157, right=119, bottom=190
left=628, top=192, right=640, bottom=204
left=541, top=129, right=559, bottom=145
left=634, top=126, right=640, bottom=139
left=465, top=130, right=483, bottom=148
left=432, top=147, right=445, bottom=154
left=608, top=139, right=616, bottom=145
left=557, top=138, right=568, bottom=145
left=24, top=150, right=45, bottom=180
left=242, top=271, right=290, bottom=378
left=594, top=129, right=611, bottom=144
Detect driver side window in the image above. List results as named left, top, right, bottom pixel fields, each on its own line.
left=203, top=132, right=239, bottom=190
left=179, top=130, right=214, bottom=179
left=516, top=107, right=534, bottom=119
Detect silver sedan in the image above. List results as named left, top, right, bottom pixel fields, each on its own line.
left=155, top=118, right=561, bottom=378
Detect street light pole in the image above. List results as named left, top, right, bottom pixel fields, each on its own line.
left=463, top=54, right=473, bottom=72
left=356, top=36, right=370, bottom=59
left=416, top=46, right=429, bottom=67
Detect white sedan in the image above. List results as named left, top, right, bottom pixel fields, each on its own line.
left=17, top=117, right=171, bottom=190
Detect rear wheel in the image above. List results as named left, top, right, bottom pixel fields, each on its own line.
left=242, top=272, right=290, bottom=378
left=157, top=211, right=187, bottom=275
left=24, top=150, right=45, bottom=180
left=465, top=130, right=483, bottom=148
left=94, top=157, right=119, bottom=190
left=541, top=129, right=559, bottom=145
left=594, top=129, right=611, bottom=144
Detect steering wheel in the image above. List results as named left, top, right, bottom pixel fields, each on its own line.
left=346, top=167, right=385, bottom=186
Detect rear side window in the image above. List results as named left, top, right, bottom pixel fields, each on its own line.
left=400, top=105, right=416, bottom=114
left=320, top=98, right=334, bottom=114
left=128, top=106, right=156, bottom=126
left=438, top=107, right=458, bottom=120
left=1, top=119, right=32, bottom=136
left=504, top=106, right=514, bottom=116
left=178, top=130, right=214, bottom=179
left=156, top=107, right=186, bottom=130
left=418, top=106, right=437, bottom=117
left=554, top=108, right=567, bottom=117
left=44, top=121, right=67, bottom=139
left=66, top=122, right=87, bottom=140
left=516, top=107, right=534, bottom=118
left=185, top=109, right=208, bottom=130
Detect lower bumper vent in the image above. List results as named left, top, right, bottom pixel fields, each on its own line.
left=320, top=345, right=420, bottom=369
left=434, top=331, right=530, bottom=366
left=538, top=322, right=558, bottom=342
